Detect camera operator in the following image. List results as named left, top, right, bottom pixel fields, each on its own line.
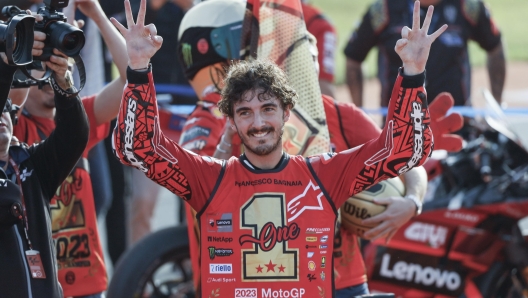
left=8, top=1, right=129, bottom=297
left=0, top=15, right=89, bottom=298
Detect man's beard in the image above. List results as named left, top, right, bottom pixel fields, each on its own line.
left=239, top=125, right=284, bottom=156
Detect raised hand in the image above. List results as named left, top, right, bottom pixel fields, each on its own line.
left=46, top=49, right=73, bottom=90
left=73, top=0, right=102, bottom=20
left=110, top=0, right=163, bottom=70
left=395, top=1, right=447, bottom=75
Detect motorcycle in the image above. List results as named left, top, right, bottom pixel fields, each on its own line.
left=364, top=90, right=528, bottom=298
left=106, top=90, right=528, bottom=298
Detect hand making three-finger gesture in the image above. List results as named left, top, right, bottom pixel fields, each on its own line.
left=396, top=1, right=447, bottom=75
left=110, top=0, right=163, bottom=70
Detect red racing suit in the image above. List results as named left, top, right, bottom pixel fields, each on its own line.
left=113, top=66, right=433, bottom=297
left=14, top=95, right=109, bottom=296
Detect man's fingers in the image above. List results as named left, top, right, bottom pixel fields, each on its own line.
left=422, top=5, right=434, bottom=32
left=32, top=49, right=43, bottom=57
left=110, top=17, right=128, bottom=35
left=145, top=23, right=158, bottom=37
left=34, top=31, right=47, bottom=42
left=152, top=35, right=163, bottom=47
left=137, top=0, right=147, bottom=26
left=412, top=0, right=420, bottom=30
left=385, top=230, right=397, bottom=244
left=33, top=41, right=45, bottom=50
left=430, top=24, right=448, bottom=41
left=401, top=26, right=410, bottom=39
left=394, top=39, right=408, bottom=53
left=52, top=48, right=68, bottom=58
left=77, top=19, right=85, bottom=29
left=124, top=0, right=135, bottom=27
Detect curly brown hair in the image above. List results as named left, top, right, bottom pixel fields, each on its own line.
left=218, top=59, right=297, bottom=118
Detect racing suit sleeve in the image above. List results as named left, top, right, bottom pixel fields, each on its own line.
left=309, top=69, right=433, bottom=208
left=112, top=67, right=223, bottom=212
left=28, top=91, right=90, bottom=200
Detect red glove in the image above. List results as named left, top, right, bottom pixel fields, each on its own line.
left=429, top=92, right=464, bottom=152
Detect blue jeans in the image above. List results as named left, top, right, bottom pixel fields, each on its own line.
left=335, top=283, right=369, bottom=298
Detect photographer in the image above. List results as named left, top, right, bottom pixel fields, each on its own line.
left=0, top=13, right=89, bottom=298
left=10, top=1, right=129, bottom=297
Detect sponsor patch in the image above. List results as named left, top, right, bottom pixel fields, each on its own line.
left=208, top=247, right=233, bottom=259
left=207, top=236, right=234, bottom=243
left=308, top=261, right=316, bottom=271
left=235, top=288, right=257, bottom=298
left=209, top=263, right=232, bottom=274
left=207, top=213, right=233, bottom=232
left=306, top=227, right=331, bottom=234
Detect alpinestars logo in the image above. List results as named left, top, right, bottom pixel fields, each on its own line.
left=124, top=98, right=147, bottom=172
left=287, top=180, right=324, bottom=222
left=399, top=101, right=425, bottom=174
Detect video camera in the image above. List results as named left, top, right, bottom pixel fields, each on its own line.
left=0, top=0, right=85, bottom=90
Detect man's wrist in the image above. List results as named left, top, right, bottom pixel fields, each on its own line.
left=129, top=60, right=151, bottom=71
left=405, top=194, right=423, bottom=216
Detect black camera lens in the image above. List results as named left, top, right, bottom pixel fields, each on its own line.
left=61, top=32, right=80, bottom=51
left=48, top=21, right=85, bottom=57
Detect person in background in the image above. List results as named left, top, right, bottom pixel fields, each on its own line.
left=10, top=1, right=128, bottom=297
left=0, top=32, right=89, bottom=297
left=345, top=0, right=505, bottom=108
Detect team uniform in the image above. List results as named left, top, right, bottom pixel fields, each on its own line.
left=113, top=66, right=433, bottom=297
left=13, top=95, right=109, bottom=297
left=302, top=3, right=337, bottom=83
left=344, top=0, right=501, bottom=107
left=181, top=93, right=383, bottom=293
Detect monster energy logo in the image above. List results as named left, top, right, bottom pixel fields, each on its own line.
left=208, top=246, right=233, bottom=260
left=182, top=43, right=193, bottom=68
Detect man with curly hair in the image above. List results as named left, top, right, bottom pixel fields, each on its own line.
left=112, top=0, right=442, bottom=295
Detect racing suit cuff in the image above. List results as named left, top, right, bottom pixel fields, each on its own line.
left=399, top=67, right=426, bottom=88
left=127, top=64, right=152, bottom=85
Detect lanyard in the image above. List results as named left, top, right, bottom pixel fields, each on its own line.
left=9, top=158, right=33, bottom=250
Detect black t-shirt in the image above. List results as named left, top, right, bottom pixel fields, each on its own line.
left=344, top=0, right=501, bottom=107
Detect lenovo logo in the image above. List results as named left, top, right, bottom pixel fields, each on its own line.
left=379, top=253, right=461, bottom=291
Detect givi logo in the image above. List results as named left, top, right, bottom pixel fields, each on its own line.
left=404, top=222, right=448, bottom=247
